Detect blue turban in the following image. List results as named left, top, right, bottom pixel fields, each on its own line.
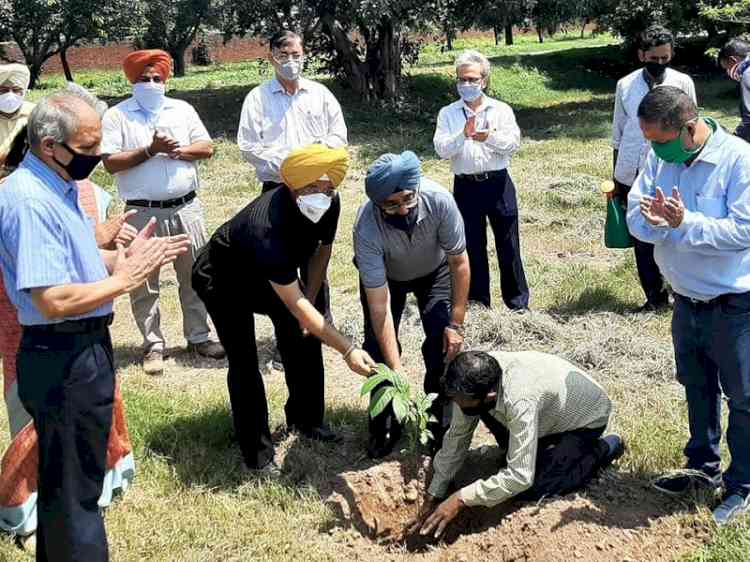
left=365, top=151, right=422, bottom=205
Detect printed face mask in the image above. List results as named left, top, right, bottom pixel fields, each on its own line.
left=297, top=192, right=332, bottom=223
left=651, top=122, right=703, bottom=164
left=457, top=82, right=483, bottom=102
left=54, top=143, right=102, bottom=181
left=133, top=82, right=166, bottom=114
left=277, top=59, right=303, bottom=81
left=0, top=92, right=23, bottom=115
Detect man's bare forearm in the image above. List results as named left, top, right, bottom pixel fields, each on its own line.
left=102, top=148, right=151, bottom=174
left=31, top=276, right=127, bottom=320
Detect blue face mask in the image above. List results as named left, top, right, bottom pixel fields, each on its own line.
left=457, top=82, right=483, bottom=102
left=133, top=82, right=165, bottom=114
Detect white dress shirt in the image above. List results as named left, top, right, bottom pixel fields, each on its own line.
left=612, top=67, right=696, bottom=186
left=433, top=95, right=520, bottom=175
left=101, top=97, right=211, bottom=201
left=237, top=77, right=348, bottom=183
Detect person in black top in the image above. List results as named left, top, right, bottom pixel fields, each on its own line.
left=192, top=145, right=375, bottom=473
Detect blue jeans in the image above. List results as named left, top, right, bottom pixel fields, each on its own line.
left=672, top=293, right=750, bottom=494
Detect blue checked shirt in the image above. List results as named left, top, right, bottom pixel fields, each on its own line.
left=627, top=120, right=750, bottom=301
left=0, top=152, right=111, bottom=325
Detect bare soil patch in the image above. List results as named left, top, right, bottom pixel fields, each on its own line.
left=326, top=451, right=710, bottom=562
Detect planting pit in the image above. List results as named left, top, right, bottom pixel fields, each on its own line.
left=325, top=448, right=710, bottom=561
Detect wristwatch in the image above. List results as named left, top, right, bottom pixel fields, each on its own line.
left=447, top=323, right=465, bottom=336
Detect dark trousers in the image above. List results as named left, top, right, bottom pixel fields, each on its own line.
left=16, top=326, right=115, bottom=562
left=193, top=260, right=326, bottom=469
left=261, top=181, right=332, bottom=322
left=479, top=411, right=607, bottom=500
left=672, top=293, right=750, bottom=494
left=614, top=180, right=668, bottom=305
left=453, top=171, right=529, bottom=310
left=361, top=261, right=452, bottom=448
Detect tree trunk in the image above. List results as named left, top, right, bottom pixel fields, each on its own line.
left=60, top=48, right=74, bottom=82
left=537, top=27, right=544, bottom=43
left=505, top=23, right=514, bottom=46
left=493, top=25, right=500, bottom=46
left=28, top=63, right=43, bottom=89
left=580, top=18, right=587, bottom=39
left=171, top=47, right=187, bottom=77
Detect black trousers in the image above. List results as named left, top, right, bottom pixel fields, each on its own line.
left=261, top=181, right=332, bottom=322
left=479, top=411, right=607, bottom=500
left=16, top=326, right=115, bottom=562
left=193, top=257, right=326, bottom=469
left=360, top=261, right=452, bottom=448
left=614, top=180, right=668, bottom=306
left=453, top=171, right=530, bottom=310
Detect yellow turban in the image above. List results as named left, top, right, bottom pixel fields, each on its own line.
left=280, top=145, right=350, bottom=190
left=0, top=64, right=30, bottom=91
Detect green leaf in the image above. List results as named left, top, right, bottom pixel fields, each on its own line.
left=369, top=386, right=396, bottom=419
left=359, top=371, right=389, bottom=397
left=392, top=395, right=408, bottom=424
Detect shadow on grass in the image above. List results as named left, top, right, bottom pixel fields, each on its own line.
left=548, top=285, right=635, bottom=316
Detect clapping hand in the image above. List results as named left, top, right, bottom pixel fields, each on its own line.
left=127, top=217, right=190, bottom=267
left=639, top=187, right=669, bottom=227
left=150, top=131, right=180, bottom=156
left=662, top=187, right=686, bottom=228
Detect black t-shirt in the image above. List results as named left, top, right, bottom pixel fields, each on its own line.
left=205, top=186, right=340, bottom=286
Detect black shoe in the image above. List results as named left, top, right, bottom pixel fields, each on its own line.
left=653, top=469, right=722, bottom=496
left=291, top=424, right=342, bottom=443
left=633, top=300, right=670, bottom=314
left=598, top=434, right=625, bottom=468
left=367, top=425, right=403, bottom=459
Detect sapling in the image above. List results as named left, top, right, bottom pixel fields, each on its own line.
left=360, top=364, right=438, bottom=510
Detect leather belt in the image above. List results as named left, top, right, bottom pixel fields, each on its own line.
left=24, top=314, right=114, bottom=335
left=456, top=170, right=505, bottom=182
left=126, top=191, right=196, bottom=209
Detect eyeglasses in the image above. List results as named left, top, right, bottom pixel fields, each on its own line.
left=457, top=77, right=482, bottom=86
left=380, top=191, right=418, bottom=214
left=274, top=53, right=304, bottom=64
left=138, top=76, right=163, bottom=83
left=0, top=86, right=23, bottom=95
left=297, top=185, right=335, bottom=198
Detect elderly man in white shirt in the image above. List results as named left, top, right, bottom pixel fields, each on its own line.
left=434, top=50, right=529, bottom=311
left=237, top=29, right=347, bottom=369
left=612, top=25, right=696, bottom=313
left=101, top=49, right=224, bottom=375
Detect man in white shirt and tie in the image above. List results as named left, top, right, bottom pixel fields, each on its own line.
left=612, top=25, right=696, bottom=312
left=101, top=49, right=225, bottom=375
left=433, top=50, right=529, bottom=311
left=237, top=30, right=347, bottom=368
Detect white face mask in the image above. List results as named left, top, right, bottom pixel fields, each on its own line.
left=277, top=59, right=303, bottom=82
left=297, top=193, right=332, bottom=223
left=457, top=82, right=483, bottom=103
left=0, top=92, right=24, bottom=115
left=133, top=82, right=166, bottom=114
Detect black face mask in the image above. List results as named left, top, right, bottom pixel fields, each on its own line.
left=383, top=205, right=418, bottom=234
left=644, top=61, right=668, bottom=80
left=53, top=142, right=101, bottom=181
left=459, top=396, right=495, bottom=417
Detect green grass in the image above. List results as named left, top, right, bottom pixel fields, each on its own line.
left=2, top=30, right=748, bottom=561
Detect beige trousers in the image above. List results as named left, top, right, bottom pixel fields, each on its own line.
left=125, top=197, right=211, bottom=352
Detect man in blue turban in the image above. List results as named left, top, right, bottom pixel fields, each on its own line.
left=354, top=151, right=471, bottom=458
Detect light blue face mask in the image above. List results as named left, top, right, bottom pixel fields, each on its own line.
left=133, top=82, right=165, bottom=114
left=457, top=82, right=483, bottom=102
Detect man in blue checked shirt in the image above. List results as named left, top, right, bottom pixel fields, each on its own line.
left=0, top=91, right=188, bottom=561
left=627, top=85, right=750, bottom=526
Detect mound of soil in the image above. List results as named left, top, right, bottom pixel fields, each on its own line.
left=326, top=451, right=710, bottom=561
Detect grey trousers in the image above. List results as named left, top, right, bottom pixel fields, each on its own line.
left=125, top=197, right=211, bottom=351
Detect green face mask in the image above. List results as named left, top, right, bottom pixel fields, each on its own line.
left=651, top=120, right=702, bottom=163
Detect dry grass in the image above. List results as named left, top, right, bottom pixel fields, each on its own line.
left=0, top=32, right=746, bottom=561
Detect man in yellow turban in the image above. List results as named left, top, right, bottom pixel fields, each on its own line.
left=192, top=145, right=374, bottom=475
left=0, top=63, right=34, bottom=162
